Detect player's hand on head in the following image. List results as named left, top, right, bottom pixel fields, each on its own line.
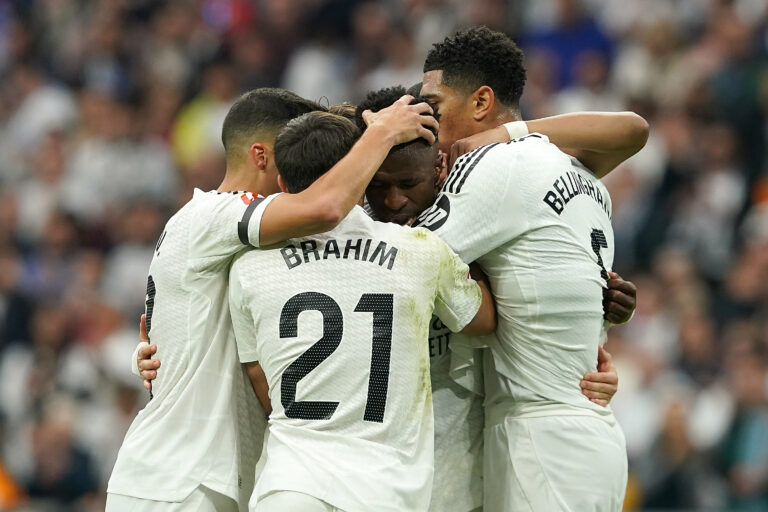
left=448, top=125, right=510, bottom=170
left=136, top=314, right=160, bottom=391
left=580, top=345, right=618, bottom=407
left=363, top=95, right=438, bottom=146
left=602, top=272, right=636, bottom=324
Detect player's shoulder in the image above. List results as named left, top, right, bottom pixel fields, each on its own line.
left=189, top=188, right=262, bottom=211
left=445, top=134, right=558, bottom=192
left=498, top=133, right=564, bottom=164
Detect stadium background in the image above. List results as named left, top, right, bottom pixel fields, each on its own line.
left=0, top=0, right=766, bottom=510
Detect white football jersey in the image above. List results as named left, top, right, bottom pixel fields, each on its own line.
left=427, top=323, right=484, bottom=512
left=365, top=200, right=485, bottom=512
left=108, top=189, right=276, bottom=506
left=414, top=135, right=615, bottom=416
left=229, top=206, right=482, bottom=512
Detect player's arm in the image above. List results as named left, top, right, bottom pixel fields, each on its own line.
left=257, top=96, right=438, bottom=246
left=526, top=112, right=649, bottom=178
left=431, top=234, right=496, bottom=337
left=460, top=263, right=496, bottom=335
left=244, top=362, right=272, bottom=415
left=447, top=112, right=649, bottom=178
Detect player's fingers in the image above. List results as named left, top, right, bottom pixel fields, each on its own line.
left=137, top=344, right=157, bottom=359
left=603, top=289, right=635, bottom=309
left=417, top=126, right=436, bottom=146
left=140, top=369, right=158, bottom=380
left=143, top=379, right=151, bottom=391
left=138, top=359, right=161, bottom=371
left=418, top=113, right=439, bottom=133
left=607, top=271, right=621, bottom=280
left=581, top=390, right=613, bottom=402
left=606, top=279, right=637, bottom=297
left=604, top=312, right=628, bottom=324
left=395, top=94, right=415, bottom=105
left=582, top=370, right=618, bottom=385
left=408, top=100, right=433, bottom=114
left=604, top=301, right=631, bottom=319
left=597, top=345, right=614, bottom=365
left=589, top=397, right=610, bottom=407
left=139, top=314, right=149, bottom=342
left=580, top=380, right=617, bottom=395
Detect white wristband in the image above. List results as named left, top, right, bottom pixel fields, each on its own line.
left=131, top=341, right=149, bottom=376
left=503, top=120, right=529, bottom=140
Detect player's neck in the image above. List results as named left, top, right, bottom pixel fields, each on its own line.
left=496, top=106, right=522, bottom=124
left=217, top=167, right=262, bottom=195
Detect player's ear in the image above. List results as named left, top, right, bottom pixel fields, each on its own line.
left=249, top=143, right=268, bottom=171
left=472, top=86, right=495, bottom=122
left=435, top=150, right=448, bottom=190
left=277, top=174, right=290, bottom=193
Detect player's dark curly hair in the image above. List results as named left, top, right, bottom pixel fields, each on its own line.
left=423, top=26, right=526, bottom=108
left=353, top=86, right=439, bottom=150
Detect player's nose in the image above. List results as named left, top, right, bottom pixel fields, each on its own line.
left=384, top=187, right=408, bottom=211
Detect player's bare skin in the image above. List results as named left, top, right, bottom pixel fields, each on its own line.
left=446, top=111, right=649, bottom=172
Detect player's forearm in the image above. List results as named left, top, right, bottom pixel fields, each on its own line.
left=526, top=112, right=649, bottom=178
left=245, top=362, right=272, bottom=416
left=258, top=125, right=396, bottom=246
left=461, top=266, right=497, bottom=335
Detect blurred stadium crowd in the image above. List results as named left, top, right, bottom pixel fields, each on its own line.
left=0, top=0, right=766, bottom=510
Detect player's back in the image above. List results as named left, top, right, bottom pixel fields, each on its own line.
left=418, top=136, right=614, bottom=417
left=480, top=138, right=614, bottom=415
left=230, top=206, right=481, bottom=512
left=108, top=189, right=267, bottom=506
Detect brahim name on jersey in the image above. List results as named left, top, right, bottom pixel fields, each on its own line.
left=281, top=238, right=398, bottom=270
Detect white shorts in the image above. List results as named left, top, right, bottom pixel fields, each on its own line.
left=254, top=491, right=343, bottom=512
left=484, top=413, right=627, bottom=512
left=106, top=485, right=238, bottom=512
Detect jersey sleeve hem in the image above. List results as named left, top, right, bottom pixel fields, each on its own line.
left=242, top=193, right=280, bottom=248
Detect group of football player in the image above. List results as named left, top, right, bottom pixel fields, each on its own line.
left=105, top=26, right=647, bottom=512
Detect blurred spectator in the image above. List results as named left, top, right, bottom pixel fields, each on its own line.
left=171, top=60, right=236, bottom=170
left=0, top=247, right=33, bottom=352
left=521, top=0, right=613, bottom=89
left=26, top=397, right=99, bottom=505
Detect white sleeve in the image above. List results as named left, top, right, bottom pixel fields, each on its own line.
left=413, top=143, right=528, bottom=263
left=228, top=255, right=260, bottom=364
left=429, top=231, right=482, bottom=333
left=190, top=192, right=279, bottom=266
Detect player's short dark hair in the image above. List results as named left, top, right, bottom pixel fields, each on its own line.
left=221, top=88, right=326, bottom=160
left=353, top=86, right=438, bottom=152
left=423, top=26, right=526, bottom=108
left=274, top=112, right=361, bottom=193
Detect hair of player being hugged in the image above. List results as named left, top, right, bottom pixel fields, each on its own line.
left=352, top=86, right=445, bottom=226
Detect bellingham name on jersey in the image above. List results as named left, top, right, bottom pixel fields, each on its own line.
left=543, top=168, right=612, bottom=219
